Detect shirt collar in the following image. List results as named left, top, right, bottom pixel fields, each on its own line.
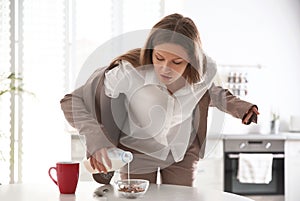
left=144, top=68, right=194, bottom=96
left=144, top=68, right=164, bottom=86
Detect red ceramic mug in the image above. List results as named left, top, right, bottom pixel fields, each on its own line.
left=48, top=161, right=79, bottom=194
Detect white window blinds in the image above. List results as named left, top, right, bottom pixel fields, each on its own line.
left=21, top=0, right=71, bottom=183
left=0, top=0, right=72, bottom=184
left=0, top=0, right=13, bottom=184
left=1, top=0, right=165, bottom=184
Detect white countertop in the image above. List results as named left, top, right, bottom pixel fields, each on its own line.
left=281, top=132, right=300, bottom=140
left=0, top=182, right=254, bottom=201
left=208, top=132, right=300, bottom=140
left=222, top=133, right=287, bottom=140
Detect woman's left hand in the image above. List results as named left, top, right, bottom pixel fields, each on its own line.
left=242, top=106, right=260, bottom=124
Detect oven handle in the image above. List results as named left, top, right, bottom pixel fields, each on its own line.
left=227, top=153, right=285, bottom=159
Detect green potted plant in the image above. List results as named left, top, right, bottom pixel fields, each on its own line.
left=0, top=72, right=25, bottom=162
left=0, top=72, right=24, bottom=96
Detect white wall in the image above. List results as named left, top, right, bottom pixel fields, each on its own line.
left=180, top=0, right=300, bottom=133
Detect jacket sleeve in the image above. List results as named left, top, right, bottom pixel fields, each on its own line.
left=209, top=83, right=258, bottom=124
left=60, top=67, right=124, bottom=158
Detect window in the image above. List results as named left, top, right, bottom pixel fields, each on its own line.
left=0, top=0, right=15, bottom=184
left=21, top=0, right=71, bottom=183
left=0, top=0, right=71, bottom=184
left=0, top=0, right=165, bottom=184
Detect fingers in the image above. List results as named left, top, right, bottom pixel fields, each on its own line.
left=242, top=106, right=260, bottom=124
left=90, top=149, right=108, bottom=173
left=90, top=156, right=96, bottom=170
left=242, top=111, right=253, bottom=124
left=92, top=157, right=107, bottom=173
left=252, top=106, right=260, bottom=115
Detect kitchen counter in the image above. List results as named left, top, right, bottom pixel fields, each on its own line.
left=222, top=133, right=287, bottom=140
left=281, top=132, right=300, bottom=140
left=0, top=182, right=254, bottom=201
left=208, top=132, right=300, bottom=140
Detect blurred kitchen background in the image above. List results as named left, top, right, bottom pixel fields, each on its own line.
left=0, top=0, right=300, bottom=200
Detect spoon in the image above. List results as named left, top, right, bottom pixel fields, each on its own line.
left=93, top=185, right=112, bottom=197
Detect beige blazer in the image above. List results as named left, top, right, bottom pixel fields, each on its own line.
left=60, top=66, right=257, bottom=159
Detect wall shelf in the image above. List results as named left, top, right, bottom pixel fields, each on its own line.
left=217, top=64, right=263, bottom=69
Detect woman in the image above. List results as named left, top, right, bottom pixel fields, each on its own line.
left=60, top=13, right=259, bottom=186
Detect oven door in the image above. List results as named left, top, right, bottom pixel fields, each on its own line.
left=224, top=152, right=285, bottom=195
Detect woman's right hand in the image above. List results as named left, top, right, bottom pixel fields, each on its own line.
left=90, top=148, right=112, bottom=174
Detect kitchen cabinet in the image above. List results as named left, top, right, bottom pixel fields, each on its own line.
left=193, top=138, right=224, bottom=190
left=285, top=139, right=300, bottom=201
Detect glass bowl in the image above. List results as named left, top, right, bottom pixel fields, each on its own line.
left=114, top=179, right=150, bottom=199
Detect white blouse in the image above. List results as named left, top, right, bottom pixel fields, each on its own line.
left=104, top=60, right=216, bottom=162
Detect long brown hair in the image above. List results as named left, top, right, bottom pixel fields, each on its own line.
left=107, top=48, right=141, bottom=71
left=141, top=13, right=205, bottom=84
left=107, top=14, right=206, bottom=84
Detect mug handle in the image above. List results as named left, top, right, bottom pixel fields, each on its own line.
left=48, top=167, right=58, bottom=185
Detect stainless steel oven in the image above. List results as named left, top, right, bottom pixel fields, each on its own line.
left=224, top=139, right=284, bottom=195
